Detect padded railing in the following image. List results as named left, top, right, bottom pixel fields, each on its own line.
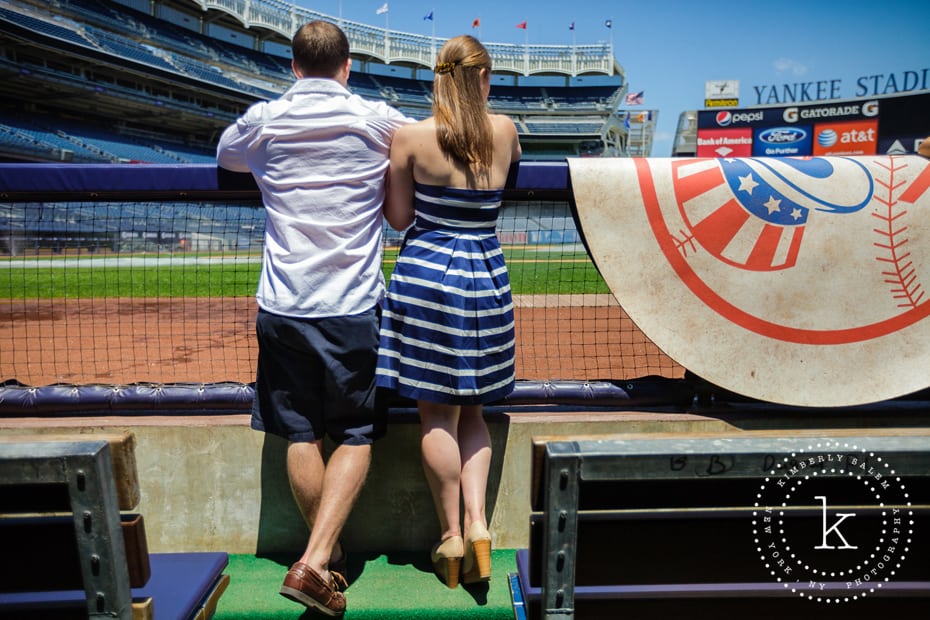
left=0, top=161, right=698, bottom=414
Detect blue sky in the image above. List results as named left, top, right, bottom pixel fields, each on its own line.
left=297, top=1, right=930, bottom=156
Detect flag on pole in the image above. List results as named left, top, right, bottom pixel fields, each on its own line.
left=516, top=20, right=527, bottom=29
left=569, top=22, right=575, bottom=30
left=625, top=90, right=644, bottom=105
left=605, top=19, right=612, bottom=28
left=472, top=17, right=480, bottom=28
left=376, top=3, right=388, bottom=15
left=423, top=10, right=433, bottom=21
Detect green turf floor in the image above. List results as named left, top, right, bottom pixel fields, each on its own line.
left=214, top=550, right=518, bottom=619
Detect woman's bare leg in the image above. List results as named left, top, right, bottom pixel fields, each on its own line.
left=418, top=400, right=463, bottom=539
left=458, top=404, right=491, bottom=532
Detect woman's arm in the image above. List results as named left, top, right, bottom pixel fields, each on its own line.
left=383, top=126, right=416, bottom=231
left=507, top=117, right=522, bottom=164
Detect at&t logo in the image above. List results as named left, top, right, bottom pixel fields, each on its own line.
left=818, top=129, right=838, bottom=148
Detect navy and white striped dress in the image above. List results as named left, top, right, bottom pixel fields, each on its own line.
left=375, top=182, right=515, bottom=405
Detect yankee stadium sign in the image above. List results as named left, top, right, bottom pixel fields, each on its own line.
left=751, top=67, right=929, bottom=105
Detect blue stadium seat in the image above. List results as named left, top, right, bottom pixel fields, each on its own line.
left=0, top=0, right=625, bottom=162
left=0, top=6, right=92, bottom=48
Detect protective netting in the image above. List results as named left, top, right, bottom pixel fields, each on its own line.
left=0, top=198, right=683, bottom=386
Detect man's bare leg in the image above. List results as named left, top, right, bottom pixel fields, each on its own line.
left=288, top=440, right=325, bottom=528
left=288, top=441, right=372, bottom=580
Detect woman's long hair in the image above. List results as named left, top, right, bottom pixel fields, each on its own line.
left=432, top=35, right=493, bottom=177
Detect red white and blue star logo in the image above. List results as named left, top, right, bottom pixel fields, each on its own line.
left=672, top=157, right=872, bottom=271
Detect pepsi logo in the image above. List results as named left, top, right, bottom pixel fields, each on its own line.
left=716, top=111, right=764, bottom=126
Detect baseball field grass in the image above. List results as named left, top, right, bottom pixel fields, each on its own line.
left=0, top=246, right=610, bottom=298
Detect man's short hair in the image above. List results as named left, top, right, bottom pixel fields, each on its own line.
left=292, top=21, right=350, bottom=78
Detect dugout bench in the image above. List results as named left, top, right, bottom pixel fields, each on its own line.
left=512, top=431, right=930, bottom=619
left=0, top=432, right=229, bottom=619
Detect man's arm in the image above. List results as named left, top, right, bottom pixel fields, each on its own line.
left=215, top=118, right=253, bottom=173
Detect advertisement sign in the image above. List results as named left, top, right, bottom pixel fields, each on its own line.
left=698, top=108, right=785, bottom=129
left=812, top=120, right=878, bottom=156
left=877, top=91, right=930, bottom=154
left=782, top=100, right=878, bottom=124
left=692, top=92, right=925, bottom=158
left=705, top=80, right=740, bottom=109
left=753, top=126, right=812, bottom=156
left=705, top=80, right=740, bottom=100
left=879, top=135, right=930, bottom=155
left=696, top=128, right=753, bottom=158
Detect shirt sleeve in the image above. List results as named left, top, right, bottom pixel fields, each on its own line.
left=369, top=102, right=418, bottom=148
left=215, top=115, right=255, bottom=173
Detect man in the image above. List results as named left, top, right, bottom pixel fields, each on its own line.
left=216, top=20, right=411, bottom=616
left=919, top=136, right=930, bottom=158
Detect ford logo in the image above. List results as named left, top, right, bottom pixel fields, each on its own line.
left=759, top=127, right=807, bottom=144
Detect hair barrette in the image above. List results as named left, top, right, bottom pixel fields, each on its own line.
left=434, top=61, right=456, bottom=75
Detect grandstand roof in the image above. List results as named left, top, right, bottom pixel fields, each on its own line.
left=183, top=0, right=624, bottom=78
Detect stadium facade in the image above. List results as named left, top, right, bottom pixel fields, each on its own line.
left=0, top=0, right=657, bottom=163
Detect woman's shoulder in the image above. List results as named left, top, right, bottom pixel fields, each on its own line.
left=489, top=114, right=518, bottom=136
left=400, top=117, right=435, bottom=131
left=488, top=113, right=516, bottom=126
left=394, top=117, right=435, bottom=142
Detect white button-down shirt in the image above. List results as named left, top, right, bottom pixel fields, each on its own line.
left=217, top=78, right=412, bottom=318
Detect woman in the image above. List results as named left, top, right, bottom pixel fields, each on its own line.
left=376, top=35, right=521, bottom=589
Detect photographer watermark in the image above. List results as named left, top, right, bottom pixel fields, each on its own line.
left=752, top=440, right=914, bottom=604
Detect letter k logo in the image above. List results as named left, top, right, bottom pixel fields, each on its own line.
left=814, top=496, right=858, bottom=550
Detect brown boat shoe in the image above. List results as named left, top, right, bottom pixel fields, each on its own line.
left=329, top=541, right=348, bottom=589
left=280, top=561, right=347, bottom=616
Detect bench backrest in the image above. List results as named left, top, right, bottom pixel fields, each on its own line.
left=0, top=432, right=149, bottom=619
left=527, top=430, right=930, bottom=618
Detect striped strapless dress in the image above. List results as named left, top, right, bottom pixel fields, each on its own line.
left=375, top=182, right=515, bottom=404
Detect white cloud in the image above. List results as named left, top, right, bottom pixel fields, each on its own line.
left=773, top=57, right=808, bottom=76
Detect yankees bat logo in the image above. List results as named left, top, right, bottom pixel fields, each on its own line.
left=567, top=154, right=930, bottom=406
left=641, top=155, right=930, bottom=344
left=672, top=157, right=874, bottom=271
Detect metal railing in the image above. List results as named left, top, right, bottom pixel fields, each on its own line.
left=193, top=0, right=619, bottom=76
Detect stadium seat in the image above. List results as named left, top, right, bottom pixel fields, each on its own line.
left=0, top=433, right=229, bottom=619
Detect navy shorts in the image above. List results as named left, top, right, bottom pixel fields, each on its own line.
left=251, top=307, right=387, bottom=445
